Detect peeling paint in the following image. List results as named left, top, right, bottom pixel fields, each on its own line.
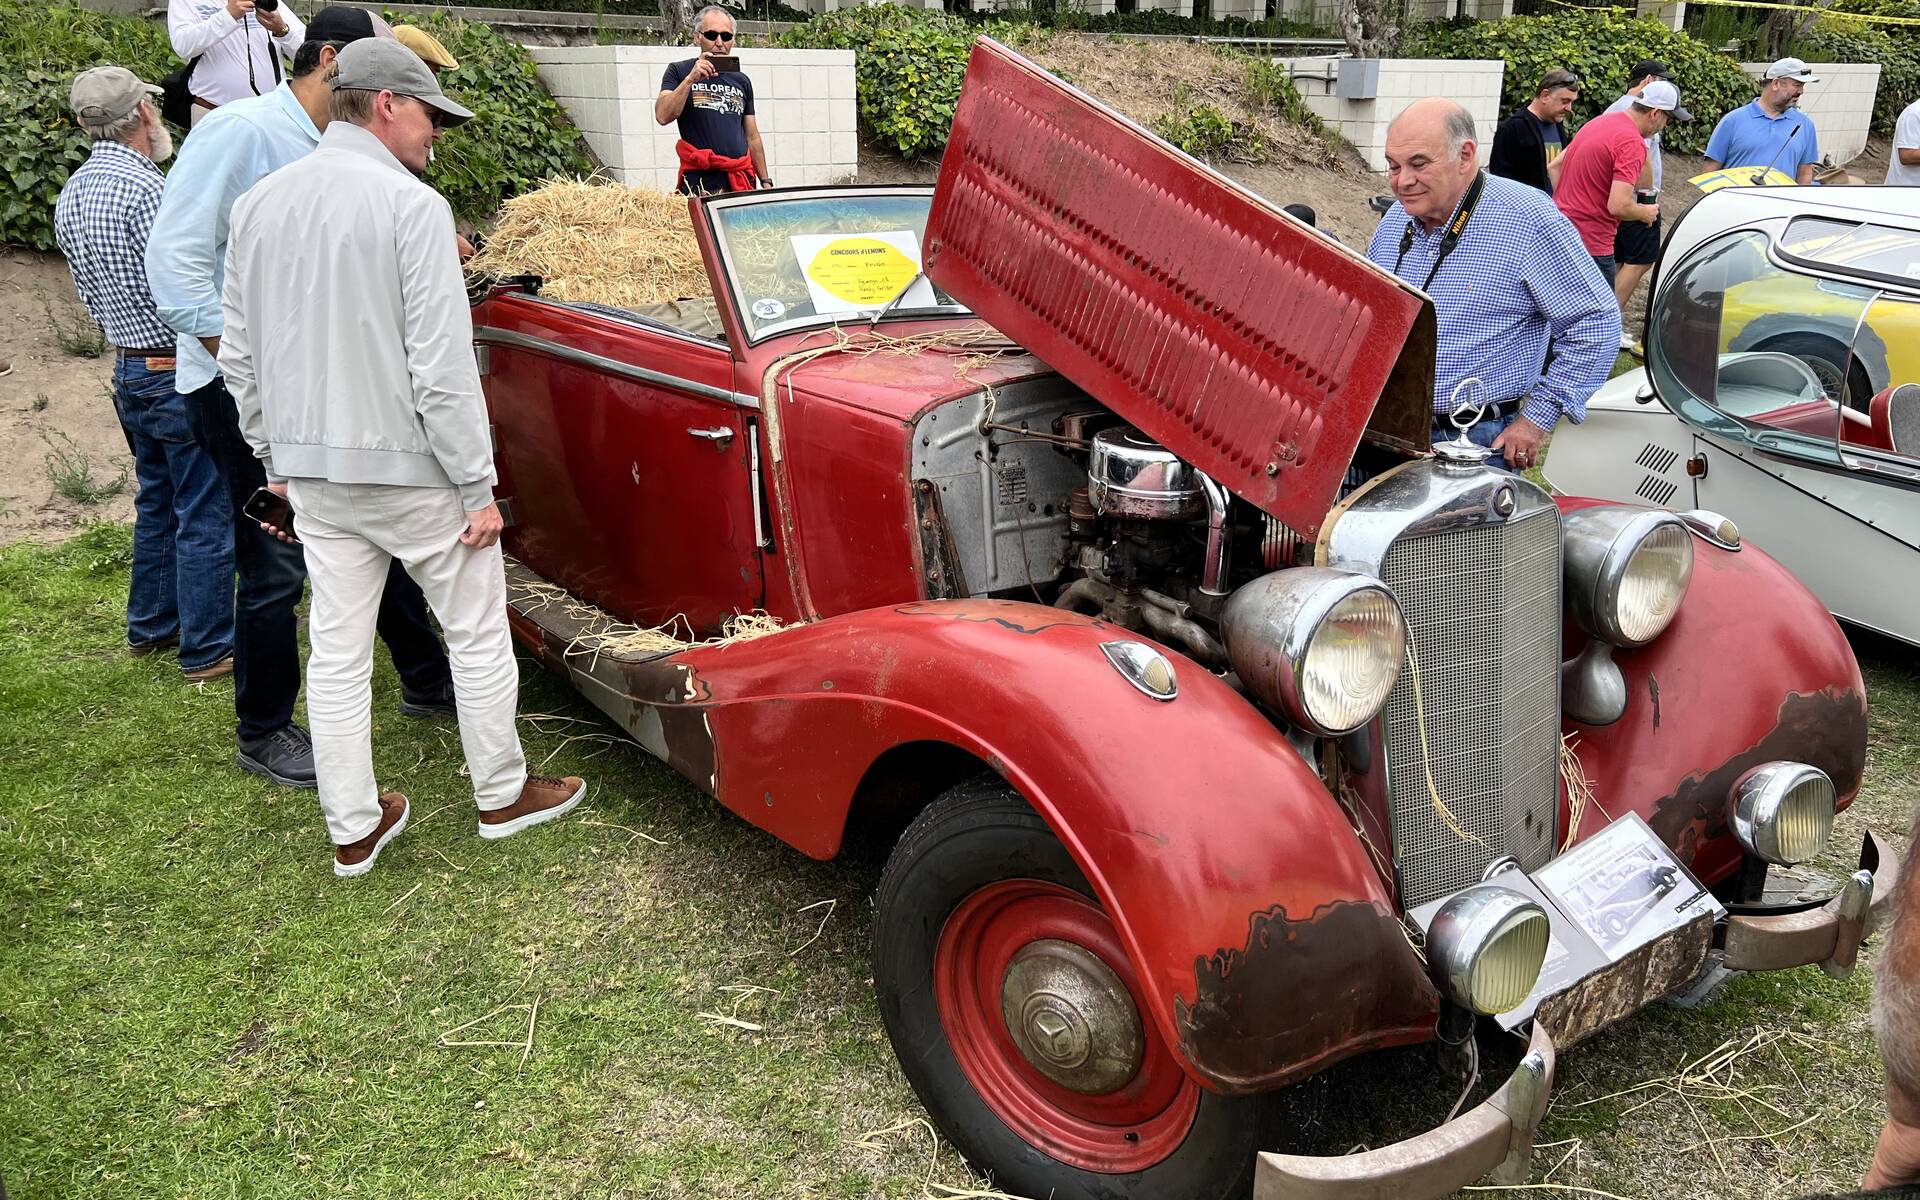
left=892, top=600, right=1104, bottom=636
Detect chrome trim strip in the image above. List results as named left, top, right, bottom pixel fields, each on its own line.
left=472, top=326, right=760, bottom=409
left=747, top=417, right=771, bottom=551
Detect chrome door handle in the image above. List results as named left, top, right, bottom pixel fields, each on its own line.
left=687, top=426, right=734, bottom=447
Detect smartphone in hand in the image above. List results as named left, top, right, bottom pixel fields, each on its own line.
left=242, top=486, right=297, bottom=542
left=708, top=54, right=739, bottom=73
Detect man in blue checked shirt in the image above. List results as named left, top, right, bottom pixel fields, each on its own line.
left=145, top=6, right=454, bottom=792
left=1367, top=98, right=1622, bottom=473
left=55, top=66, right=234, bottom=681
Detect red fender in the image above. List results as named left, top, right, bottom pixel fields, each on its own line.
left=1557, top=499, right=1868, bottom=881
left=512, top=597, right=1440, bottom=1094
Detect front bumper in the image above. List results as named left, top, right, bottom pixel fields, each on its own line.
left=1253, top=832, right=1898, bottom=1200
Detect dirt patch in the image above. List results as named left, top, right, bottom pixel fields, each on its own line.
left=0, top=250, right=133, bottom=547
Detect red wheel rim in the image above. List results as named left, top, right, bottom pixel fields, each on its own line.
left=933, top=879, right=1201, bottom=1174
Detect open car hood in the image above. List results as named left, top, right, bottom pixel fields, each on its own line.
left=923, top=38, right=1436, bottom=536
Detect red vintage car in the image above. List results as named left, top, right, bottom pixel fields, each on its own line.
left=471, top=40, right=1896, bottom=1200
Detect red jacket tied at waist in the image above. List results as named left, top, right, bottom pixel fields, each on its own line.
left=675, top=140, right=757, bottom=194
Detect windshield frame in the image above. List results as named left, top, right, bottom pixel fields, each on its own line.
left=700, top=185, right=974, bottom=347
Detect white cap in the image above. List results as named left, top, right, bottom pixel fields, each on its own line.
left=1637, top=79, right=1693, bottom=121
left=1765, top=57, right=1819, bottom=83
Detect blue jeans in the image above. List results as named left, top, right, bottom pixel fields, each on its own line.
left=113, top=357, right=234, bottom=670
left=1432, top=410, right=1517, bottom=473
left=182, top=376, right=452, bottom=742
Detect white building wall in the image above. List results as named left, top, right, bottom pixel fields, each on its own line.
left=530, top=45, right=858, bottom=192
left=1737, top=61, right=1881, bottom=166
left=1278, top=57, right=1506, bottom=172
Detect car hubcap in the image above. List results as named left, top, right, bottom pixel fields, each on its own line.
left=933, top=879, right=1200, bottom=1173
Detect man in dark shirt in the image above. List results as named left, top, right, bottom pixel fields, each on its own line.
left=1489, top=69, right=1579, bottom=195
left=654, top=5, right=769, bottom=194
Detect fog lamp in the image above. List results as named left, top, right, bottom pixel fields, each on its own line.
left=1221, top=568, right=1406, bottom=736
left=1426, top=885, right=1551, bottom=1016
left=1731, top=761, right=1837, bottom=866
left=1564, top=507, right=1694, bottom=647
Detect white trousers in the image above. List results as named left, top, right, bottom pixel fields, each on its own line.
left=289, top=479, right=528, bottom=843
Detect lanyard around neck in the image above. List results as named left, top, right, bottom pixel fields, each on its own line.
left=1394, top=170, right=1487, bottom=293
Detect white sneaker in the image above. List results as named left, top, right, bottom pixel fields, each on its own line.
left=1620, top=333, right=1637, bottom=351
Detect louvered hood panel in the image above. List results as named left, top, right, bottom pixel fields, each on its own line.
left=924, top=38, right=1437, bottom=537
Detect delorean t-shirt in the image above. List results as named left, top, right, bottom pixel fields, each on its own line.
left=661, top=57, right=755, bottom=194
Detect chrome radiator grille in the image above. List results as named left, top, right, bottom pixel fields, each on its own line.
left=1380, top=509, right=1562, bottom=907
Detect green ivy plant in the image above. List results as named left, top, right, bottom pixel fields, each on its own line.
left=1405, top=10, right=1755, bottom=156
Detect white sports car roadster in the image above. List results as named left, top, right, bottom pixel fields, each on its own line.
left=1547, top=186, right=1920, bottom=647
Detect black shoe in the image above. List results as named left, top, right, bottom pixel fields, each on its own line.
left=237, top=724, right=318, bottom=789
left=399, top=682, right=456, bottom=719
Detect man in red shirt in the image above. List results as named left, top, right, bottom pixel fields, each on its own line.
left=1552, top=81, right=1689, bottom=286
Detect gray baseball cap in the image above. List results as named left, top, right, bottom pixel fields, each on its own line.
left=330, top=37, right=474, bottom=125
left=71, top=65, right=160, bottom=125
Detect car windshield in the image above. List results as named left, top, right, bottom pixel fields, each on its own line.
left=1780, top=216, right=1920, bottom=289
left=707, top=191, right=971, bottom=341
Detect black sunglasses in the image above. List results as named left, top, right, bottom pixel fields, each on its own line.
left=698, top=29, right=734, bottom=40
left=400, top=95, right=452, bottom=129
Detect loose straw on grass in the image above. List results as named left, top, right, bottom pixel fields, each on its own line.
left=466, top=177, right=709, bottom=309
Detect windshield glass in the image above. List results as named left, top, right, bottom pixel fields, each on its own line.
left=708, top=192, right=970, bottom=341
left=1781, top=216, right=1920, bottom=288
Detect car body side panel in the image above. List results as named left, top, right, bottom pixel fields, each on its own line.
left=1556, top=498, right=1869, bottom=880
left=508, top=591, right=1441, bottom=1094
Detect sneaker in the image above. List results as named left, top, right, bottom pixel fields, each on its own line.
left=237, top=724, right=318, bottom=789
left=1620, top=332, right=1639, bottom=351
left=335, top=792, right=409, bottom=877
left=477, top=775, right=586, bottom=840
left=184, top=654, right=235, bottom=682
left=399, top=682, right=457, bottom=719
left=128, top=632, right=180, bottom=657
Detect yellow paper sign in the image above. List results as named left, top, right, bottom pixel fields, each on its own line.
left=1690, top=166, right=1799, bottom=192
left=803, top=236, right=921, bottom=307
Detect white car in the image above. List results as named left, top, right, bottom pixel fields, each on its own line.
left=1547, top=186, right=1920, bottom=647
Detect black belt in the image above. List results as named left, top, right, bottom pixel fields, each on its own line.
left=1434, top=397, right=1524, bottom=428
left=116, top=346, right=174, bottom=358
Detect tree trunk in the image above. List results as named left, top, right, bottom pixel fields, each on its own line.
left=1341, top=0, right=1399, bottom=59
left=661, top=0, right=699, bottom=47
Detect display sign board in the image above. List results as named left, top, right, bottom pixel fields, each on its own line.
left=789, top=230, right=935, bottom=316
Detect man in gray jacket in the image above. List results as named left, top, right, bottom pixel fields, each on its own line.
left=221, top=40, right=586, bottom=877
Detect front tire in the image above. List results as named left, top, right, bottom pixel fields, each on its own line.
left=873, top=776, right=1262, bottom=1200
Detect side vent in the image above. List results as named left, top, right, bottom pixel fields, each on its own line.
left=1635, top=475, right=1679, bottom=507
left=1634, top=443, right=1679, bottom=475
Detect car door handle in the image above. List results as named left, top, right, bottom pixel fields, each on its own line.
left=687, top=426, right=734, bottom=447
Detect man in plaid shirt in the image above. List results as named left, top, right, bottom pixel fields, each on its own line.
left=55, top=66, right=234, bottom=679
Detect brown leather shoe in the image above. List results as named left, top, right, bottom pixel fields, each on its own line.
left=334, top=792, right=409, bottom=877
left=184, top=654, right=235, bottom=682
left=128, top=632, right=180, bottom=657
left=477, top=775, right=586, bottom=840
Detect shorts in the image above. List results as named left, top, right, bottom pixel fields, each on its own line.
left=1592, top=255, right=1618, bottom=286
left=1614, top=213, right=1662, bottom=265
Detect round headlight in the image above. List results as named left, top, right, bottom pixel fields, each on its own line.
left=1564, top=507, right=1695, bottom=647
left=1222, top=568, right=1406, bottom=737
left=1731, top=761, right=1837, bottom=866
left=1426, top=885, right=1551, bottom=1016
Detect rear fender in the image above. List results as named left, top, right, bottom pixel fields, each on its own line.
left=515, top=596, right=1440, bottom=1092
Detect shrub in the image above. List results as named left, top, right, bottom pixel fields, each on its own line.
left=1404, top=10, right=1754, bottom=155
left=1152, top=94, right=1258, bottom=159
left=778, top=6, right=1024, bottom=157
left=1794, top=18, right=1920, bottom=136
left=392, top=14, right=597, bottom=223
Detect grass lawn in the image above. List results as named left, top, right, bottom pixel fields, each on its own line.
left=3, top=522, right=1918, bottom=1199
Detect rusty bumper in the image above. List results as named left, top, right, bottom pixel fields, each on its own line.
left=1721, top=831, right=1898, bottom=979
left=1253, top=1022, right=1555, bottom=1200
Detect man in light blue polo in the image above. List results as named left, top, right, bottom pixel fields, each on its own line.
left=1704, top=57, right=1821, bottom=185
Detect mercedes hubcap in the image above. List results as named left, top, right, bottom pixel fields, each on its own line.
left=999, top=938, right=1144, bottom=1095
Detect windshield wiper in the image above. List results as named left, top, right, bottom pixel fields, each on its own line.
left=868, top=270, right=927, bottom=330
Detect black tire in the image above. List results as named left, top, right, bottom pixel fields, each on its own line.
left=872, top=776, right=1264, bottom=1200
left=1758, top=332, right=1875, bottom=412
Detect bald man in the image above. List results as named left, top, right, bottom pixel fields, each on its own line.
left=1366, top=98, right=1620, bottom=473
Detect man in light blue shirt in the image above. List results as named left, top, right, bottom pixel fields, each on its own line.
left=145, top=5, right=453, bottom=791
left=1703, top=57, right=1821, bottom=185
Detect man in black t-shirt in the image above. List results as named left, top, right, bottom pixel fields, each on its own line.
left=1489, top=68, right=1579, bottom=195
left=655, top=5, right=769, bottom=194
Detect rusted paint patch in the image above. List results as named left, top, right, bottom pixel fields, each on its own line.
left=892, top=600, right=1105, bottom=635
left=1536, top=914, right=1711, bottom=1047
left=1173, top=900, right=1440, bottom=1094
left=1649, top=688, right=1867, bottom=861
left=1648, top=673, right=1661, bottom=730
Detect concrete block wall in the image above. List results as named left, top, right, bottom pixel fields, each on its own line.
left=1278, top=57, right=1506, bottom=172
left=1738, top=61, right=1882, bottom=165
left=529, top=45, right=858, bottom=192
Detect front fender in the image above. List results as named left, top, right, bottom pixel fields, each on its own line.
left=535, top=597, right=1441, bottom=1094
left=1559, top=500, right=1868, bottom=882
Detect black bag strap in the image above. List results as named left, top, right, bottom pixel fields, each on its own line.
left=1393, top=169, right=1488, bottom=293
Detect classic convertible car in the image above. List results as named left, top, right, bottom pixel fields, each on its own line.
left=1547, top=186, right=1920, bottom=647
left=472, top=41, right=1895, bottom=1200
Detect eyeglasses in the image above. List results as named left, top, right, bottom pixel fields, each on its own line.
left=404, top=95, right=453, bottom=130
left=698, top=29, right=734, bottom=41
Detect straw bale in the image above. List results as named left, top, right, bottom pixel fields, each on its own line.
left=467, top=177, right=711, bottom=309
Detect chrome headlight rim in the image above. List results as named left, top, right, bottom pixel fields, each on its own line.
left=1222, top=568, right=1407, bottom=737
left=1426, top=884, right=1552, bottom=1016
left=1564, top=506, right=1695, bottom=648
left=1731, top=760, right=1837, bottom=866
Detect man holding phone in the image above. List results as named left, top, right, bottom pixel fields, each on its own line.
left=167, top=0, right=306, bottom=125
left=654, top=5, right=769, bottom=193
